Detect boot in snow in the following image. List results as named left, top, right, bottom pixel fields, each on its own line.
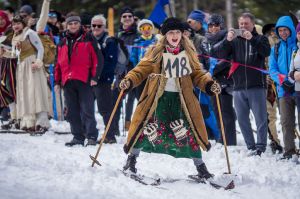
left=123, top=154, right=137, bottom=173
left=270, top=141, right=283, bottom=154
left=196, top=163, right=214, bottom=179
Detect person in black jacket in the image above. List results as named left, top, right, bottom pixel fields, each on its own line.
left=205, top=14, right=236, bottom=146
left=91, top=14, right=119, bottom=144
left=116, top=7, right=139, bottom=132
left=219, top=13, right=271, bottom=155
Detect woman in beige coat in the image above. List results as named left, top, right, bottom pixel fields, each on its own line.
left=119, top=18, right=221, bottom=179
left=11, top=15, right=49, bottom=132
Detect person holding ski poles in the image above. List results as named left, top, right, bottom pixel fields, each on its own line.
left=119, top=17, right=221, bottom=179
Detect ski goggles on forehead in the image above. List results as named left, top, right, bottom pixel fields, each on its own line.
left=139, top=24, right=153, bottom=31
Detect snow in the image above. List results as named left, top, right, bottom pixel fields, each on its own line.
left=0, top=117, right=299, bottom=199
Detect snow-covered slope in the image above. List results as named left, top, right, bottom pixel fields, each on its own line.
left=0, top=119, right=299, bottom=199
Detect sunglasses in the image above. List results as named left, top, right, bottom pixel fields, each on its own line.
left=92, top=24, right=103, bottom=28
left=48, top=13, right=57, bottom=18
left=122, top=15, right=133, bottom=19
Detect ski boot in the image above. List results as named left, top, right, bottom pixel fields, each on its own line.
left=196, top=163, right=214, bottom=180
left=270, top=141, right=283, bottom=154
left=123, top=154, right=137, bottom=173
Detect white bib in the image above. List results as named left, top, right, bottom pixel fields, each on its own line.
left=162, top=50, right=192, bottom=78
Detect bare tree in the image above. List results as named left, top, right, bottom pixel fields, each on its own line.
left=226, top=0, right=233, bottom=28
left=193, top=0, right=198, bottom=10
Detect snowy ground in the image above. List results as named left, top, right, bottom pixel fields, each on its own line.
left=0, top=114, right=299, bottom=199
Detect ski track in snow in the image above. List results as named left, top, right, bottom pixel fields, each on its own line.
left=0, top=117, right=299, bottom=199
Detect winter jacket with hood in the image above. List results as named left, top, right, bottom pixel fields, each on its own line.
left=219, top=28, right=271, bottom=91
left=269, top=16, right=297, bottom=98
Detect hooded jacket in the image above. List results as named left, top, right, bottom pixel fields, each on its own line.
left=269, top=16, right=297, bottom=98
left=219, top=28, right=270, bottom=90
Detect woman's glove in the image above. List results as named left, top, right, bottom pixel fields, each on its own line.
left=205, top=81, right=221, bottom=95
left=119, top=79, right=131, bottom=90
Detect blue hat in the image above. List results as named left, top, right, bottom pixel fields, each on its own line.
left=188, top=10, right=205, bottom=24
left=19, top=5, right=33, bottom=15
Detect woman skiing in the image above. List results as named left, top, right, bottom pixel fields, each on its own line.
left=119, top=17, right=221, bottom=179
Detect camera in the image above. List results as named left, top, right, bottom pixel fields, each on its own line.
left=233, top=29, right=245, bottom=37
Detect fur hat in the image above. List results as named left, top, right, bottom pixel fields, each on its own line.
left=137, top=19, right=154, bottom=31
left=160, top=17, right=184, bottom=35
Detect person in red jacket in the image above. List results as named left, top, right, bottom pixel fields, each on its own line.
left=55, top=12, right=103, bottom=146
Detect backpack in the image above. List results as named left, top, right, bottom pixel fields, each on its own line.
left=102, top=35, right=129, bottom=76
left=38, top=33, right=56, bottom=65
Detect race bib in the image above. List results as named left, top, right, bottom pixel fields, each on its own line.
left=163, top=51, right=192, bottom=78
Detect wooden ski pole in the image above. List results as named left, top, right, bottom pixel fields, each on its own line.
left=295, top=129, right=300, bottom=148
left=90, top=90, right=124, bottom=167
left=215, top=93, right=232, bottom=174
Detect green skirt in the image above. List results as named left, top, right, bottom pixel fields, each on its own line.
left=134, top=91, right=201, bottom=158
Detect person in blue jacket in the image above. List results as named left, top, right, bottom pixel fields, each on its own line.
left=130, top=19, right=157, bottom=98
left=269, top=16, right=298, bottom=159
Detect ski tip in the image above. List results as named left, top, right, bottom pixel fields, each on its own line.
left=225, top=180, right=235, bottom=190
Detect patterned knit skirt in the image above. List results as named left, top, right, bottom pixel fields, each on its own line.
left=134, top=91, right=202, bottom=158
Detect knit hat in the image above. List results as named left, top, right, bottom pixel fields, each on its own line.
left=296, top=22, right=300, bottom=33
left=65, top=15, right=81, bottom=24
left=120, top=7, right=134, bottom=17
left=19, top=5, right=33, bottom=15
left=188, top=10, right=205, bottom=24
left=207, top=14, right=224, bottom=27
left=137, top=19, right=154, bottom=31
left=160, top=17, right=184, bottom=35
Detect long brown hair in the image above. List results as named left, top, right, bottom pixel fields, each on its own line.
left=143, top=34, right=203, bottom=70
